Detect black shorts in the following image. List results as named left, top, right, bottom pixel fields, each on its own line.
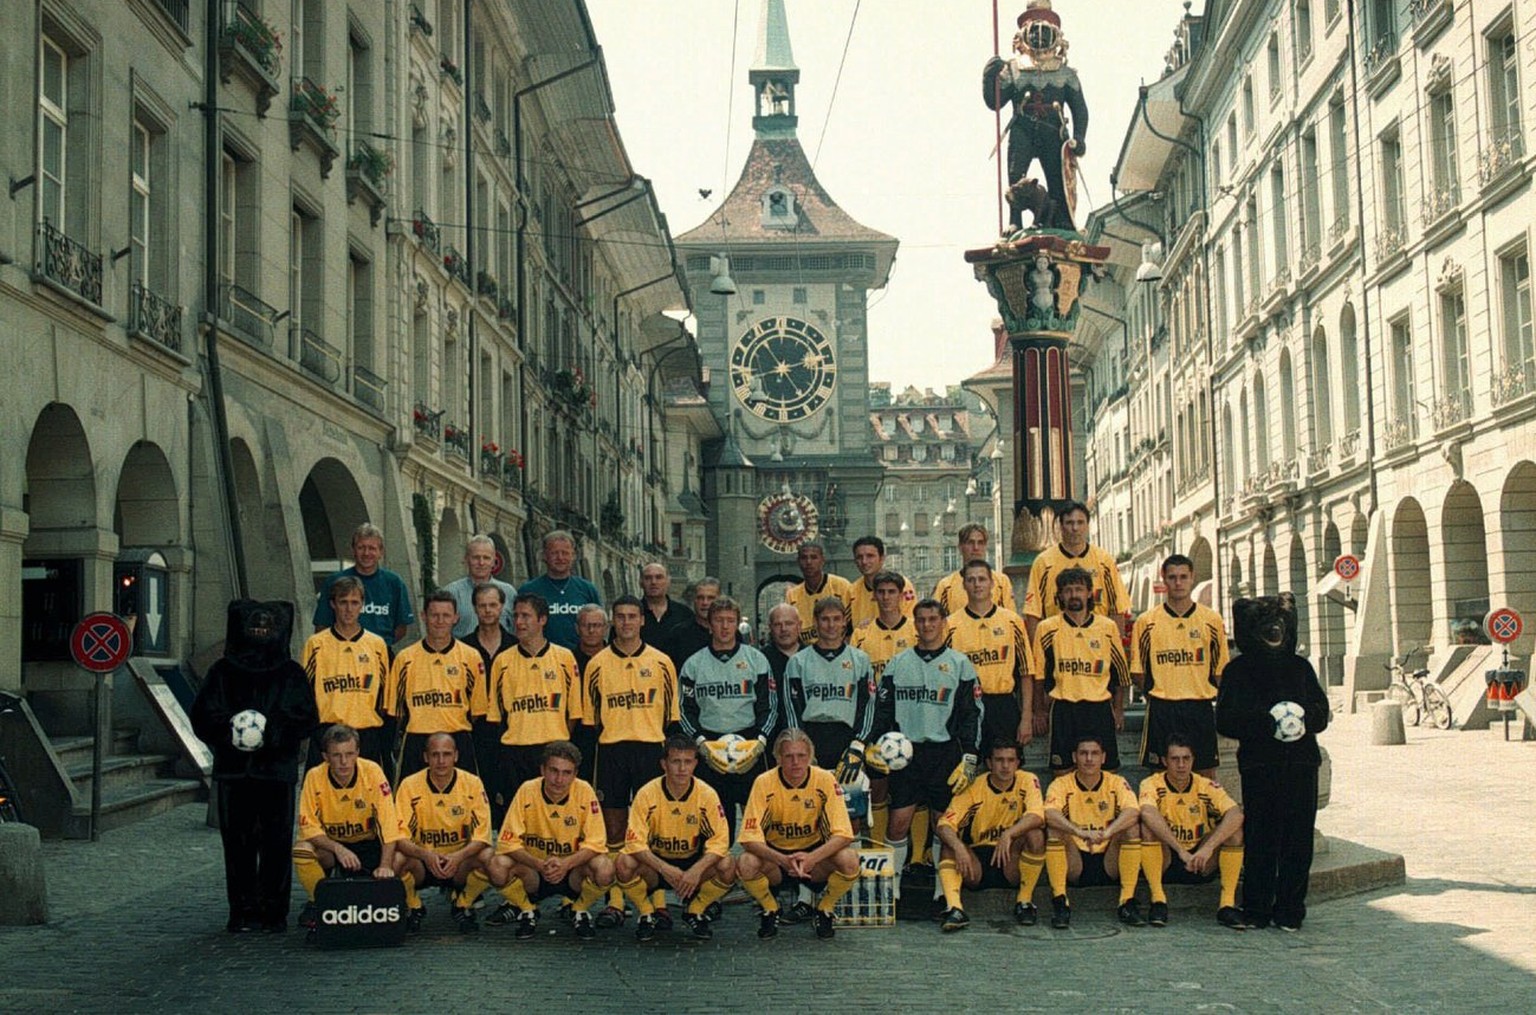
left=530, top=874, right=583, bottom=902
left=801, top=721, right=855, bottom=770
left=981, top=693, right=1022, bottom=755
left=594, top=740, right=662, bottom=809
left=888, top=740, right=961, bottom=813
left=327, top=838, right=383, bottom=875
left=1075, top=849, right=1114, bottom=887
left=1161, top=841, right=1221, bottom=885
left=968, top=845, right=1015, bottom=890
left=570, top=724, right=599, bottom=783
left=398, top=730, right=478, bottom=783
left=1141, top=698, right=1219, bottom=770
left=1048, top=699, right=1119, bottom=771
left=498, top=743, right=548, bottom=803
left=418, top=871, right=463, bottom=891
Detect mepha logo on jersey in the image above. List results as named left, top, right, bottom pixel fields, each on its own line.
left=321, top=904, right=402, bottom=925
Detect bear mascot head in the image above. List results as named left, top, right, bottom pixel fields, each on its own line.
left=1231, top=592, right=1298, bottom=658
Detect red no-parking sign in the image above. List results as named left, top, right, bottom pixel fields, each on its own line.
left=1485, top=607, right=1524, bottom=645
left=1334, top=554, right=1361, bottom=582
left=70, top=612, right=132, bottom=673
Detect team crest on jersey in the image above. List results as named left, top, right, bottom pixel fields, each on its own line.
left=1188, top=629, right=1202, bottom=641
left=841, top=660, right=852, bottom=670
left=564, top=815, right=578, bottom=827
left=451, top=805, right=464, bottom=817
left=354, top=798, right=368, bottom=810
left=992, top=627, right=1003, bottom=637
left=357, top=652, right=371, bottom=664
left=685, top=814, right=697, bottom=826
left=938, top=663, right=950, bottom=673
left=802, top=798, right=816, bottom=810
left=639, top=667, right=653, bottom=679
left=1097, top=800, right=1109, bottom=812
left=446, top=665, right=459, bottom=676
left=736, top=660, right=748, bottom=671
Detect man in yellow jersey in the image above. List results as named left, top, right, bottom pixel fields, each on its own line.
left=303, top=576, right=391, bottom=767
left=1138, top=735, right=1246, bottom=929
left=292, top=724, right=405, bottom=931
left=484, top=740, right=612, bottom=938
left=386, top=591, right=487, bottom=783
left=581, top=595, right=680, bottom=928
left=1032, top=568, right=1130, bottom=773
left=847, top=536, right=916, bottom=627
left=851, top=571, right=918, bottom=846
left=947, top=560, right=1032, bottom=753
left=485, top=593, right=582, bottom=820
left=1131, top=554, right=1230, bottom=777
left=1043, top=734, right=1145, bottom=930
left=935, top=740, right=1047, bottom=930
left=615, top=736, right=737, bottom=941
left=394, top=733, right=493, bottom=933
left=1021, top=502, right=1129, bottom=643
left=784, top=543, right=853, bottom=647
left=933, top=524, right=1018, bottom=615
left=737, top=729, right=860, bottom=940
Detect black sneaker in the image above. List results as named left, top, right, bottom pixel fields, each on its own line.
left=453, top=907, right=479, bottom=934
left=514, top=909, right=538, bottom=940
left=1148, top=901, right=1169, bottom=927
left=703, top=900, right=723, bottom=922
left=941, top=906, right=970, bottom=932
left=573, top=911, right=596, bottom=940
left=297, top=903, right=318, bottom=930
left=594, top=905, right=626, bottom=929
left=813, top=909, right=835, bottom=939
left=226, top=916, right=252, bottom=934
left=757, top=909, right=779, bottom=939
left=1050, top=895, right=1071, bottom=930
left=653, top=906, right=673, bottom=932
left=1117, top=900, right=1146, bottom=927
left=1217, top=906, right=1250, bottom=930
left=486, top=902, right=519, bottom=927
left=1013, top=902, right=1038, bottom=926
left=780, top=900, right=815, bottom=925
left=634, top=913, right=657, bottom=942
left=405, top=906, right=426, bottom=933
left=1275, top=920, right=1301, bottom=933
left=682, top=912, right=713, bottom=940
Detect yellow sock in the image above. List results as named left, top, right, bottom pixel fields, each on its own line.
left=618, top=877, right=655, bottom=916
left=910, top=808, right=931, bottom=864
left=293, top=848, right=325, bottom=900
left=938, top=859, right=964, bottom=909
left=1017, top=850, right=1045, bottom=904
left=499, top=876, right=533, bottom=912
left=687, top=876, right=732, bottom=916
left=818, top=869, right=859, bottom=913
left=574, top=876, right=607, bottom=913
left=605, top=845, right=626, bottom=912
left=1045, top=841, right=1068, bottom=896
left=1219, top=844, right=1244, bottom=909
left=401, top=871, right=421, bottom=910
left=1118, top=840, right=1142, bottom=904
left=741, top=874, right=779, bottom=913
left=1142, top=842, right=1167, bottom=904
left=870, top=799, right=890, bottom=845
left=651, top=887, right=667, bottom=911
left=460, top=870, right=489, bottom=909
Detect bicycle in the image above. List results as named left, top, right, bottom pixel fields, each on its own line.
left=1384, top=647, right=1454, bottom=730
left=0, top=689, right=25, bottom=823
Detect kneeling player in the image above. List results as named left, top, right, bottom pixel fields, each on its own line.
left=935, top=741, right=1047, bottom=931
left=394, top=733, right=493, bottom=933
left=484, top=741, right=614, bottom=939
left=292, top=724, right=405, bottom=931
left=1043, top=735, right=1146, bottom=929
left=615, top=737, right=737, bottom=941
left=737, top=730, right=861, bottom=940
left=1138, top=735, right=1245, bottom=928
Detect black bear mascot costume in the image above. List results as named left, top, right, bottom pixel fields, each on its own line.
left=1215, top=593, right=1330, bottom=931
left=192, top=600, right=319, bottom=932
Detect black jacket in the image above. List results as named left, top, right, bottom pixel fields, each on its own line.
left=191, top=600, right=319, bottom=782
left=1215, top=650, right=1330, bottom=768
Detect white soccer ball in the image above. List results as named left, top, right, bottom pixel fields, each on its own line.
left=231, top=709, right=267, bottom=752
left=875, top=731, right=914, bottom=772
left=1269, top=701, right=1306, bottom=743
left=724, top=736, right=758, bottom=766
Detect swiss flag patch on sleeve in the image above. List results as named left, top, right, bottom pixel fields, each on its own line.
left=589, top=800, right=600, bottom=814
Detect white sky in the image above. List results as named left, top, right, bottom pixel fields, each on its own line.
left=587, top=0, right=1193, bottom=391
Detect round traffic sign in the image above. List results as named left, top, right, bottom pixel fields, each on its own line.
left=1485, top=607, right=1524, bottom=645
left=70, top=612, right=133, bottom=672
left=1334, top=554, right=1361, bottom=581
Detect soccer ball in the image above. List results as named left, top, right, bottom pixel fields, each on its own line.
left=231, top=709, right=266, bottom=752
left=724, top=736, right=758, bottom=767
left=1269, top=701, right=1306, bottom=743
left=874, top=731, right=914, bottom=772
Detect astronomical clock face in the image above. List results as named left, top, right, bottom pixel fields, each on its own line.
left=758, top=492, right=820, bottom=554
left=729, top=316, right=837, bottom=423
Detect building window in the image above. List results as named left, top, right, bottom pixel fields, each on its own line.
left=39, top=34, right=69, bottom=229
left=792, top=287, right=807, bottom=304
left=130, top=119, right=151, bottom=284
left=1252, top=375, right=1270, bottom=473
left=1269, top=165, right=1288, bottom=272
left=943, top=545, right=959, bottom=572
left=914, top=547, right=930, bottom=572
left=1245, top=197, right=1261, bottom=299
left=1368, top=0, right=1395, bottom=48
left=1439, top=289, right=1469, bottom=415
left=1380, top=128, right=1406, bottom=237
left=1213, top=246, right=1228, bottom=332
left=1489, top=25, right=1522, bottom=143
left=1311, top=328, right=1334, bottom=449
left=752, top=289, right=765, bottom=305
left=1226, top=113, right=1238, bottom=170
left=1231, top=228, right=1245, bottom=318
left=1211, top=140, right=1221, bottom=189
left=884, top=511, right=900, bottom=536
left=1500, top=246, right=1533, bottom=382
left=1328, top=98, right=1349, bottom=233
left=1296, top=0, right=1313, bottom=64
left=914, top=513, right=929, bottom=537
left=1267, top=34, right=1282, bottom=102
left=1427, top=89, right=1459, bottom=212
left=349, top=251, right=374, bottom=373
left=1300, top=128, right=1320, bottom=254
left=1389, top=315, right=1416, bottom=440
left=1242, top=75, right=1255, bottom=136
left=1324, top=0, right=1340, bottom=29
left=290, top=205, right=323, bottom=341
left=1339, top=307, right=1360, bottom=435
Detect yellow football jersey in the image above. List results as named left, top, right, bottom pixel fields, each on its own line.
left=302, top=628, right=390, bottom=729
left=396, top=767, right=492, bottom=852
left=933, top=569, right=1018, bottom=615
left=495, top=776, right=606, bottom=859
left=939, top=771, right=1045, bottom=848
left=739, top=766, right=853, bottom=852
left=1138, top=771, right=1238, bottom=848
left=581, top=643, right=679, bottom=744
left=851, top=615, right=918, bottom=682
left=1021, top=543, right=1129, bottom=620
left=1033, top=613, right=1128, bottom=702
left=1043, top=771, right=1138, bottom=854
left=846, top=575, right=916, bottom=628
left=785, top=574, right=854, bottom=646
left=946, top=605, right=1031, bottom=695
left=486, top=642, right=582, bottom=745
left=622, top=776, right=730, bottom=861
left=386, top=639, right=487, bottom=734
left=297, top=757, right=405, bottom=845
left=1130, top=603, right=1230, bottom=701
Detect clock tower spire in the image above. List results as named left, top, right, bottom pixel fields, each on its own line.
left=750, top=0, right=799, bottom=139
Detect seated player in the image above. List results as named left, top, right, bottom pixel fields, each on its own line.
left=934, top=740, right=1047, bottom=931
left=484, top=741, right=614, bottom=939
left=292, top=724, right=405, bottom=931
left=615, top=737, right=737, bottom=941
left=736, top=730, right=861, bottom=940
left=1138, top=735, right=1246, bottom=928
left=1042, top=734, right=1146, bottom=930
left=394, top=733, right=494, bottom=933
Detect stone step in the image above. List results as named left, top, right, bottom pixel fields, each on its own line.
left=66, top=753, right=180, bottom=795
left=73, top=779, right=205, bottom=835
left=1484, top=716, right=1535, bottom=741
left=52, top=728, right=141, bottom=769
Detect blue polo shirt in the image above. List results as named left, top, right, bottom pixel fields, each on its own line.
left=312, top=566, right=416, bottom=646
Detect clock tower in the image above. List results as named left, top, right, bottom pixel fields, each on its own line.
left=676, top=0, right=899, bottom=620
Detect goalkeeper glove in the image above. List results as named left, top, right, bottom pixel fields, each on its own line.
left=730, top=736, right=767, bottom=774
left=833, top=740, right=866, bottom=785
left=946, top=753, right=978, bottom=795
left=699, top=738, right=732, bottom=774
left=864, top=744, right=890, bottom=776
